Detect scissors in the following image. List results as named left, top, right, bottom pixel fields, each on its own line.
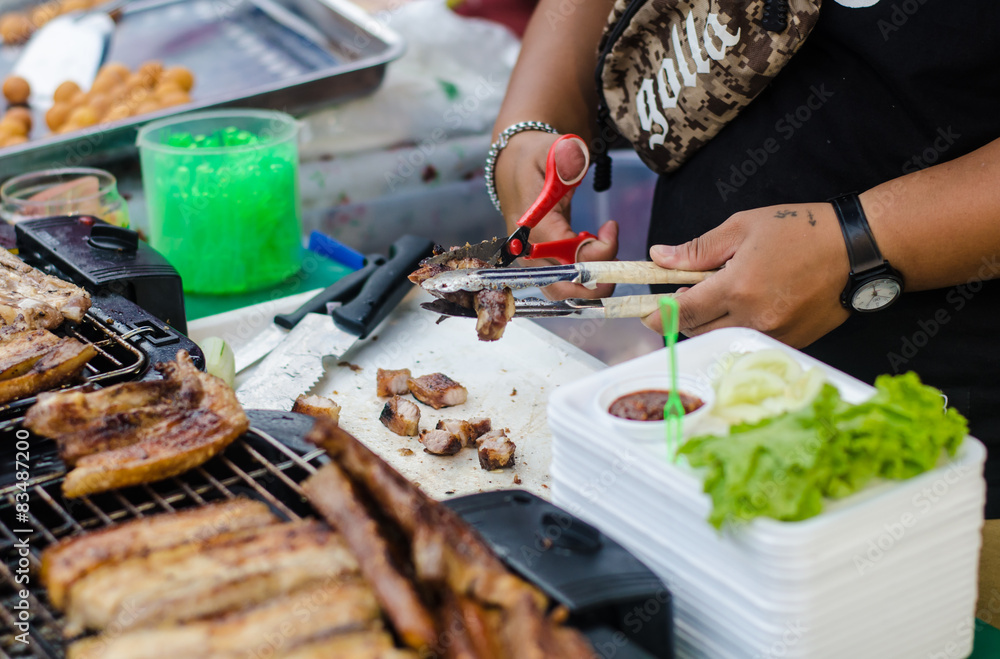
left=425, top=133, right=596, bottom=268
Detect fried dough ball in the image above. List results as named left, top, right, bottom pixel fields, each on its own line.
left=0, top=134, right=28, bottom=148
left=0, top=118, right=27, bottom=136
left=4, top=106, right=32, bottom=132
left=103, top=104, right=131, bottom=122
left=67, top=105, right=98, bottom=128
left=161, top=67, right=195, bottom=92
left=159, top=91, right=190, bottom=108
left=2, top=76, right=30, bottom=105
left=53, top=81, right=81, bottom=105
left=0, top=13, right=32, bottom=44
left=46, top=103, right=71, bottom=131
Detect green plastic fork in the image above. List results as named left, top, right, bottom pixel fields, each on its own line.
left=659, top=296, right=684, bottom=460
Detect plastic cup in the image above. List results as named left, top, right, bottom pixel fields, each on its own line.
left=136, top=109, right=303, bottom=294
left=0, top=167, right=130, bottom=227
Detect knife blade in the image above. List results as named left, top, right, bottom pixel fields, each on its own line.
left=236, top=235, right=434, bottom=410
left=233, top=255, right=385, bottom=374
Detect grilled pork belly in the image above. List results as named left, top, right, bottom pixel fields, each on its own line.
left=418, top=428, right=462, bottom=456
left=379, top=396, right=420, bottom=436
left=24, top=350, right=248, bottom=497
left=63, top=519, right=359, bottom=636
left=279, top=630, right=419, bottom=659
left=292, top=394, right=341, bottom=424
left=303, top=461, right=439, bottom=653
left=376, top=368, right=411, bottom=397
left=468, top=417, right=492, bottom=441
left=407, top=373, right=467, bottom=409
left=67, top=581, right=381, bottom=659
left=0, top=337, right=95, bottom=404
left=0, top=328, right=61, bottom=379
left=0, top=248, right=91, bottom=333
left=41, top=498, right=277, bottom=610
left=474, top=288, right=515, bottom=342
left=477, top=429, right=516, bottom=471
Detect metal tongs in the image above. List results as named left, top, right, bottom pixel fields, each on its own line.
left=420, top=261, right=714, bottom=319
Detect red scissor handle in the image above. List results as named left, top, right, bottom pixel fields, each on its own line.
left=515, top=134, right=590, bottom=229
left=524, top=231, right=598, bottom=264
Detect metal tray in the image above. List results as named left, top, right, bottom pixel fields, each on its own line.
left=0, top=0, right=403, bottom=179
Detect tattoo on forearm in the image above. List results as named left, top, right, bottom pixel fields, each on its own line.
left=774, top=210, right=798, bottom=219
left=807, top=210, right=816, bottom=226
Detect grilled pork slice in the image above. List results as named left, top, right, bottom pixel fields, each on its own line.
left=0, top=248, right=91, bottom=332
left=25, top=350, right=249, bottom=498
left=474, top=288, right=515, bottom=342
left=63, top=519, right=359, bottom=636
left=379, top=396, right=420, bottom=436
left=303, top=461, right=439, bottom=653
left=279, top=630, right=419, bottom=659
left=306, top=421, right=545, bottom=611
left=468, top=417, right=492, bottom=441
left=418, top=428, right=462, bottom=456
left=67, top=581, right=381, bottom=659
left=0, top=328, right=61, bottom=379
left=41, top=498, right=277, bottom=610
left=292, top=394, right=341, bottom=424
left=477, top=429, right=516, bottom=471
left=376, top=368, right=411, bottom=397
left=0, top=337, right=95, bottom=404
left=407, top=373, right=467, bottom=409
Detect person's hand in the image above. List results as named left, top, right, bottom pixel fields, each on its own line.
left=641, top=203, right=852, bottom=348
left=494, top=131, right=618, bottom=299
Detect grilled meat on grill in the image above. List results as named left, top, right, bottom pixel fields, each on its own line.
left=278, top=631, right=420, bottom=659
left=67, top=581, right=381, bottom=659
left=0, top=336, right=95, bottom=404
left=62, top=519, right=359, bottom=636
left=24, top=350, right=248, bottom=498
left=41, top=498, right=278, bottom=610
left=0, top=328, right=61, bottom=379
left=0, top=248, right=91, bottom=333
left=407, top=373, right=467, bottom=409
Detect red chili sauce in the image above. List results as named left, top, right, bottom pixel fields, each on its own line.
left=608, top=389, right=704, bottom=421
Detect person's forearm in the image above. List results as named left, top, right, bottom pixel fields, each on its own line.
left=492, top=0, right=615, bottom=143
left=860, top=136, right=1000, bottom=291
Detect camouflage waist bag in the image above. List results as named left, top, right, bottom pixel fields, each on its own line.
left=594, top=0, right=821, bottom=187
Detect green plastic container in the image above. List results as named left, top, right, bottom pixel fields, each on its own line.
left=137, top=109, right=303, bottom=294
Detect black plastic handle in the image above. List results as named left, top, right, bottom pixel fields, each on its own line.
left=332, top=235, right=435, bottom=338
left=273, top=254, right=385, bottom=330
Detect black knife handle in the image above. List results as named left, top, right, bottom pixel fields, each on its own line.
left=273, top=255, right=385, bottom=330
left=333, top=235, right=435, bottom=338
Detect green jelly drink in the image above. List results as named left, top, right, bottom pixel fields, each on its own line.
left=137, top=110, right=303, bottom=294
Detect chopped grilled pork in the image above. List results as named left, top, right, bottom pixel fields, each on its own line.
left=418, top=428, right=462, bottom=456
left=292, top=394, right=341, bottom=424
left=67, top=581, right=381, bottom=659
left=474, top=288, right=515, bottom=342
left=0, top=248, right=91, bottom=333
left=376, top=368, right=411, bottom=397
left=303, top=461, right=439, bottom=653
left=63, top=519, right=359, bottom=636
left=0, top=328, right=61, bottom=379
left=468, top=417, right=492, bottom=441
left=477, top=429, right=516, bottom=471
left=379, top=396, right=420, bottom=436
left=407, top=373, right=467, bottom=409
left=41, top=499, right=277, bottom=610
left=24, top=350, right=248, bottom=497
left=0, top=337, right=95, bottom=404
left=435, top=419, right=474, bottom=446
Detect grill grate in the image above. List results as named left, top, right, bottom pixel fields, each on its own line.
left=0, top=428, right=326, bottom=658
left=0, top=312, right=149, bottom=423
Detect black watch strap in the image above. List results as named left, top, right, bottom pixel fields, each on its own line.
left=829, top=193, right=883, bottom=273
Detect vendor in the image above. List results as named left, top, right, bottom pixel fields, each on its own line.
left=490, top=0, right=1000, bottom=618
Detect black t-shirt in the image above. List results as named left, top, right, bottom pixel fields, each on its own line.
left=647, top=1, right=1000, bottom=514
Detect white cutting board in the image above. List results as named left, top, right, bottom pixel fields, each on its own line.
left=189, top=289, right=605, bottom=501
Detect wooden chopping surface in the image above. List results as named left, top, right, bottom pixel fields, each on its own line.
left=189, top=289, right=604, bottom=501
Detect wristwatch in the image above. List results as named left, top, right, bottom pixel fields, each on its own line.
left=829, top=193, right=904, bottom=312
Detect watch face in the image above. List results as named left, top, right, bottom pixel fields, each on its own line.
left=852, top=278, right=902, bottom=311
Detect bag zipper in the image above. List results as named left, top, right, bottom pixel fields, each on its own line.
left=593, top=0, right=650, bottom=192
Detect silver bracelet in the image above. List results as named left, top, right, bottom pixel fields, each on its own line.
left=485, top=121, right=559, bottom=214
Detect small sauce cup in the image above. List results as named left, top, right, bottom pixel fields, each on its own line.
left=596, top=373, right=715, bottom=443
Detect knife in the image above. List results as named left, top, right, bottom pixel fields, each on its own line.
left=235, top=235, right=434, bottom=411
left=233, top=255, right=385, bottom=374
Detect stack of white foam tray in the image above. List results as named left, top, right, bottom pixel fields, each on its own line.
left=548, top=328, right=984, bottom=659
